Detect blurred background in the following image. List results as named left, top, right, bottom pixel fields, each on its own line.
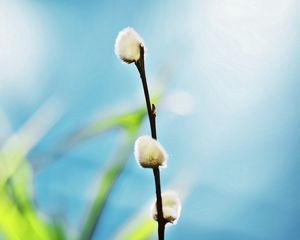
left=1, top=0, right=300, bottom=239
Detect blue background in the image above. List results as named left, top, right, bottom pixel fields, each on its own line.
left=1, top=0, right=300, bottom=239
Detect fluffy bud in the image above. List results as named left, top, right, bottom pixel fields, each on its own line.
left=151, top=190, right=181, bottom=224
left=115, top=27, right=144, bottom=64
left=134, top=135, right=167, bottom=168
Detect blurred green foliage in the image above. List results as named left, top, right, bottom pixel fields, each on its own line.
left=0, top=97, right=161, bottom=240
left=0, top=52, right=173, bottom=239
left=0, top=141, right=65, bottom=240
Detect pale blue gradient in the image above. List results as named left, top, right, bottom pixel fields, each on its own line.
left=1, top=0, right=300, bottom=239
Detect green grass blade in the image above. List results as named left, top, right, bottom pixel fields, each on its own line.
left=0, top=156, right=65, bottom=240
left=114, top=218, right=156, bottom=240
left=79, top=128, right=141, bottom=240
left=32, top=106, right=147, bottom=173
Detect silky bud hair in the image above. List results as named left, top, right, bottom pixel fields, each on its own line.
left=115, top=27, right=144, bottom=64
left=134, top=135, right=168, bottom=168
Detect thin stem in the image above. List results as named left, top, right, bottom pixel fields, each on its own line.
left=135, top=45, right=165, bottom=240
left=153, top=167, right=166, bottom=240
left=135, top=48, right=156, bottom=140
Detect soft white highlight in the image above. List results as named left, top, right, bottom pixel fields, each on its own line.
left=134, top=135, right=167, bottom=168
left=163, top=90, right=196, bottom=116
left=114, top=27, right=144, bottom=63
left=0, top=1, right=50, bottom=100
left=151, top=190, right=181, bottom=224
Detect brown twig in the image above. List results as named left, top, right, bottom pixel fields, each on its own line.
left=135, top=45, right=166, bottom=240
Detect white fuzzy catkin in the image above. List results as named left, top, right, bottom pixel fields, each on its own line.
left=134, top=135, right=167, bottom=168
left=151, top=190, right=181, bottom=224
left=115, top=27, right=144, bottom=63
